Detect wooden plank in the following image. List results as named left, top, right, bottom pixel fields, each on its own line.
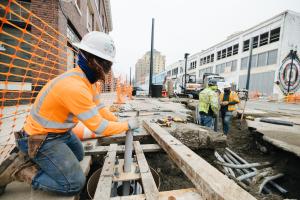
left=94, top=144, right=117, bottom=200
left=85, top=144, right=161, bottom=155
left=99, top=131, right=150, bottom=145
left=143, top=120, right=256, bottom=200
left=110, top=188, right=202, bottom=200
left=110, top=194, right=145, bottom=200
left=133, top=141, right=159, bottom=200
left=158, top=188, right=202, bottom=200
left=113, top=159, right=141, bottom=182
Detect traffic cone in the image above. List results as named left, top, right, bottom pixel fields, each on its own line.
left=114, top=79, right=125, bottom=104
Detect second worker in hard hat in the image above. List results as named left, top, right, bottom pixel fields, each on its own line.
left=0, top=31, right=139, bottom=196
left=198, top=79, right=220, bottom=129
left=220, top=83, right=240, bottom=135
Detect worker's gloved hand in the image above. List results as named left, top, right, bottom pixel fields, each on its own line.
left=221, top=101, right=229, bottom=106
left=128, top=118, right=140, bottom=131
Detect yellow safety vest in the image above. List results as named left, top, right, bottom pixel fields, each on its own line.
left=220, top=91, right=240, bottom=111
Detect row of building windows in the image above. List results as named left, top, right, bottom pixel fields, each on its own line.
left=198, top=66, right=213, bottom=78
left=200, top=54, right=215, bottom=66
left=1, top=1, right=31, bottom=22
left=215, top=59, right=237, bottom=74
left=243, top=27, right=280, bottom=52
left=196, top=49, right=276, bottom=77
left=172, top=67, right=178, bottom=76
left=240, top=49, right=278, bottom=70
left=189, top=60, right=197, bottom=70
left=194, top=27, right=280, bottom=69
left=217, top=44, right=239, bottom=61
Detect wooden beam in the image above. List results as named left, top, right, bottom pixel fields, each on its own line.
left=143, top=120, right=257, bottom=200
left=94, top=144, right=117, bottom=200
left=110, top=188, right=202, bottom=200
left=113, top=159, right=141, bottom=182
left=85, top=144, right=161, bottom=155
left=99, top=131, right=150, bottom=145
left=133, top=141, right=159, bottom=200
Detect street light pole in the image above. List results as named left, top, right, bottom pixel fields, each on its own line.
left=184, top=53, right=189, bottom=95
left=130, top=67, right=132, bottom=85
left=245, top=37, right=254, bottom=99
left=149, top=18, right=155, bottom=97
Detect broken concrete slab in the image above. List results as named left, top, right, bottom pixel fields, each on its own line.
left=247, top=118, right=300, bottom=157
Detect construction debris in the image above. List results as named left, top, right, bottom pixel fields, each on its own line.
left=168, top=122, right=227, bottom=149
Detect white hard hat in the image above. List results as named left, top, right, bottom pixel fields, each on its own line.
left=224, top=82, right=231, bottom=88
left=73, top=31, right=116, bottom=62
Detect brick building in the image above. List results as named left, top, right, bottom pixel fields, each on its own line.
left=0, top=0, right=114, bottom=105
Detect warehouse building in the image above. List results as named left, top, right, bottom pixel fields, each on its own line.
left=167, top=10, right=300, bottom=97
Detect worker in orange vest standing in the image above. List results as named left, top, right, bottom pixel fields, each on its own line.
left=0, top=31, right=139, bottom=195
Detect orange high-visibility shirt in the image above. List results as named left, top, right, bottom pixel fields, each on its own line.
left=24, top=67, right=128, bottom=136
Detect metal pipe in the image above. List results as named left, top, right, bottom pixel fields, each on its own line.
left=237, top=171, right=257, bottom=181
left=224, top=152, right=273, bottom=194
left=269, top=180, right=288, bottom=194
left=225, top=148, right=257, bottom=171
left=258, top=173, right=284, bottom=194
left=225, top=149, right=286, bottom=194
left=122, top=111, right=139, bottom=196
left=214, top=151, right=233, bottom=176
left=219, top=156, right=236, bottom=177
left=216, top=161, right=271, bottom=169
left=122, top=129, right=133, bottom=196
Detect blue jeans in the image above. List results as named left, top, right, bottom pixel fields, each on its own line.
left=199, top=113, right=214, bottom=129
left=16, top=131, right=85, bottom=195
left=221, top=111, right=233, bottom=135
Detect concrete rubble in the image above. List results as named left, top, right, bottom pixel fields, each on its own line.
left=166, top=123, right=227, bottom=149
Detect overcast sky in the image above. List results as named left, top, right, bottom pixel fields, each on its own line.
left=110, top=0, right=300, bottom=80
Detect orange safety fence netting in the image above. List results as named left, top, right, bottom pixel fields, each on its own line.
left=0, top=0, right=115, bottom=164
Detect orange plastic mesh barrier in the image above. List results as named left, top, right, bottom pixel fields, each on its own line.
left=0, top=0, right=116, bottom=164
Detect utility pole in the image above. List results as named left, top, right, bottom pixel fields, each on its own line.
left=245, top=37, right=254, bottom=99
left=149, top=18, right=155, bottom=97
left=184, top=53, right=189, bottom=95
left=129, top=67, right=132, bottom=85
left=287, top=49, right=297, bottom=94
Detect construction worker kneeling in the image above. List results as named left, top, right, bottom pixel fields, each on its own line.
left=0, top=32, right=139, bottom=196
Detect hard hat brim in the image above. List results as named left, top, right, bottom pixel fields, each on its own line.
left=73, top=42, right=115, bottom=63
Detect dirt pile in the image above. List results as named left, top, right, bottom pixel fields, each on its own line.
left=167, top=123, right=227, bottom=149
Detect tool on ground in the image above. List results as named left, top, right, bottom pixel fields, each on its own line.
left=238, top=89, right=249, bottom=129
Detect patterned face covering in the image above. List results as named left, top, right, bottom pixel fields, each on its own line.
left=77, top=53, right=98, bottom=84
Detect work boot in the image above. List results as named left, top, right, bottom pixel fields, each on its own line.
left=0, top=152, right=30, bottom=195
left=13, top=162, right=39, bottom=185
